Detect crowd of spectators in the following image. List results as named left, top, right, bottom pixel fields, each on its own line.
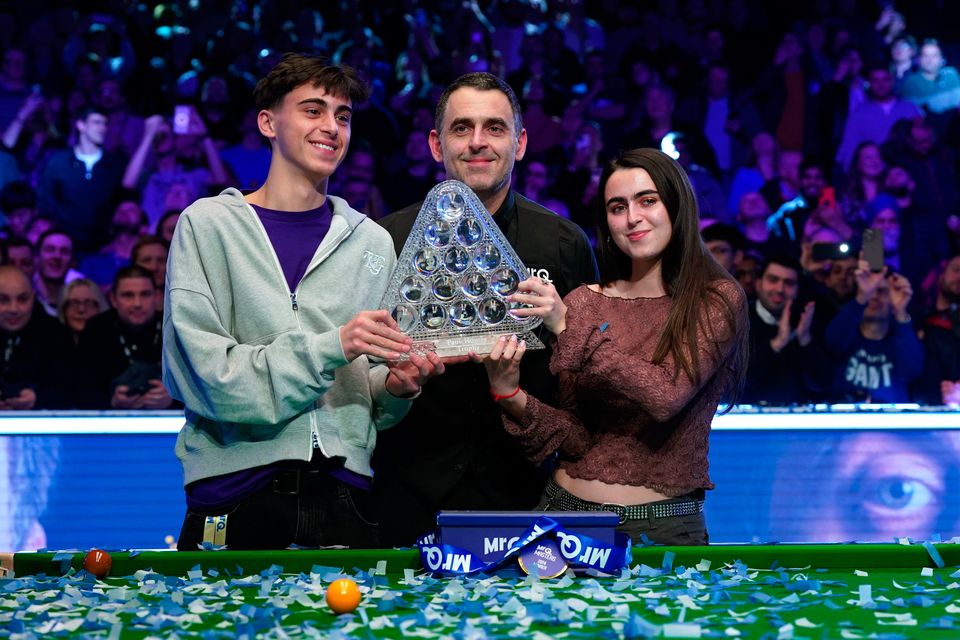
left=0, top=0, right=958, bottom=408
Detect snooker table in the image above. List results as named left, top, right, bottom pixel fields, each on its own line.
left=2, top=543, right=960, bottom=638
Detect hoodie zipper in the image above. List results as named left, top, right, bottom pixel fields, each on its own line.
left=245, top=199, right=358, bottom=459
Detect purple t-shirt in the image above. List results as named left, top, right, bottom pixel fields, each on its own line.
left=252, top=201, right=333, bottom=292
left=185, top=199, right=370, bottom=512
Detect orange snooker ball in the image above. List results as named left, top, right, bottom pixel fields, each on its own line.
left=82, top=549, right=112, bottom=579
left=325, top=578, right=361, bottom=614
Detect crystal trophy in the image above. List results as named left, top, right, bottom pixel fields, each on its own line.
left=379, top=180, right=545, bottom=358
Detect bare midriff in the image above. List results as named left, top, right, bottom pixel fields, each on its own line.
left=554, top=468, right=673, bottom=505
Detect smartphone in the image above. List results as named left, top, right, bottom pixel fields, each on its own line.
left=818, top=186, right=837, bottom=208
left=173, top=105, right=191, bottom=134
left=811, top=241, right=852, bottom=262
left=862, top=228, right=885, bottom=272
left=127, top=381, right=153, bottom=396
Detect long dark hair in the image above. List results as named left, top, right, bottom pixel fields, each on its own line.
left=595, top=148, right=749, bottom=405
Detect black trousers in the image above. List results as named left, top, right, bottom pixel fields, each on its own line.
left=374, top=476, right=499, bottom=548
left=537, top=481, right=708, bottom=546
left=375, top=471, right=545, bottom=548
left=177, top=469, right=379, bottom=551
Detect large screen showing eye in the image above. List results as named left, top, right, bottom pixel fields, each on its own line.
left=707, top=423, right=960, bottom=544
left=1, top=409, right=958, bottom=550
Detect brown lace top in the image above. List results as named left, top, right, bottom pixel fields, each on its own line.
left=504, top=279, right=746, bottom=494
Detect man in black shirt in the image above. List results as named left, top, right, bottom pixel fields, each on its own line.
left=0, top=265, right=73, bottom=409
left=78, top=265, right=173, bottom=409
left=375, top=73, right=599, bottom=546
left=742, top=253, right=823, bottom=404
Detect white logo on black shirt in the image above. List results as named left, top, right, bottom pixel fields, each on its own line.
left=528, top=267, right=552, bottom=283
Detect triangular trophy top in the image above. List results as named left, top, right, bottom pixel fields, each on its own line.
left=379, top=180, right=545, bottom=358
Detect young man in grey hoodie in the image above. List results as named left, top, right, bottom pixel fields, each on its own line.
left=163, top=53, right=443, bottom=550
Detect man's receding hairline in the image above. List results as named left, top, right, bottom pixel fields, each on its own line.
left=0, top=265, right=31, bottom=289
left=438, top=86, right=520, bottom=132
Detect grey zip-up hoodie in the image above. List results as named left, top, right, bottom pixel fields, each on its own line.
left=163, top=188, right=412, bottom=485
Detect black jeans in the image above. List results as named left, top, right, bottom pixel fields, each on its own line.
left=537, top=481, right=708, bottom=546
left=177, top=469, right=379, bottom=551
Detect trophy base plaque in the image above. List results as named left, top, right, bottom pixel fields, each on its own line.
left=408, top=331, right=545, bottom=359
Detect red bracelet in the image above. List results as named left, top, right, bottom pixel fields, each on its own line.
left=490, top=386, right=522, bottom=402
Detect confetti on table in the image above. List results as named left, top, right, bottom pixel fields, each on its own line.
left=3, top=548, right=960, bottom=639
left=922, top=542, right=945, bottom=568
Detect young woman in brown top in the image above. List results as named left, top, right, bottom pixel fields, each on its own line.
left=476, top=148, right=750, bottom=545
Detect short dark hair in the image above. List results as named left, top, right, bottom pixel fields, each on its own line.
left=131, top=235, right=168, bottom=264
left=112, top=265, right=156, bottom=292
left=434, top=72, right=523, bottom=134
left=157, top=209, right=181, bottom=232
left=799, top=157, right=827, bottom=176
left=252, top=52, right=370, bottom=112
left=36, top=227, right=74, bottom=251
left=762, top=252, right=802, bottom=277
left=702, top=222, right=745, bottom=251
left=893, top=34, right=917, bottom=50
left=73, top=105, right=107, bottom=125
left=5, top=235, right=33, bottom=255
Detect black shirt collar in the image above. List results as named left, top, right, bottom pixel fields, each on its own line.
left=491, top=189, right=517, bottom=235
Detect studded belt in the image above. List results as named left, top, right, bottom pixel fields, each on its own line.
left=545, top=479, right=704, bottom=523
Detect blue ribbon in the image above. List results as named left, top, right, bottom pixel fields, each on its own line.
left=416, top=516, right=632, bottom=575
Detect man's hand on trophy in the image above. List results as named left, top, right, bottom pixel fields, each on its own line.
left=340, top=310, right=413, bottom=361
left=385, top=351, right=445, bottom=398
left=506, top=277, right=567, bottom=335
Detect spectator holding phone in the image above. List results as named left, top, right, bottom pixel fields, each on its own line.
left=863, top=195, right=904, bottom=274
left=799, top=226, right=849, bottom=300
left=122, top=106, right=230, bottom=229
left=77, top=266, right=172, bottom=409
left=802, top=230, right=858, bottom=340
left=824, top=260, right=923, bottom=403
